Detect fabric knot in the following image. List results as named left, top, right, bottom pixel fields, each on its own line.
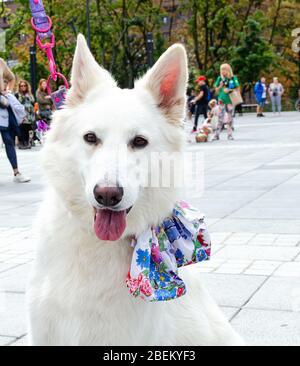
left=125, top=201, right=211, bottom=302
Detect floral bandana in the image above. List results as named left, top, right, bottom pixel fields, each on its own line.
left=126, top=201, right=211, bottom=302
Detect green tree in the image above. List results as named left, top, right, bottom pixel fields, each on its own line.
left=1, top=0, right=300, bottom=106
left=230, top=12, right=275, bottom=95
left=1, top=0, right=167, bottom=89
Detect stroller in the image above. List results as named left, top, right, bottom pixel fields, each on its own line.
left=36, top=119, right=50, bottom=144
left=33, top=102, right=51, bottom=144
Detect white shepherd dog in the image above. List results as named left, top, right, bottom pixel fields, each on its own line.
left=27, top=34, right=244, bottom=346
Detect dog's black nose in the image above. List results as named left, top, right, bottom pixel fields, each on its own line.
left=93, top=185, right=124, bottom=207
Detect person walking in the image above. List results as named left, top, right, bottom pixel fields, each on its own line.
left=213, top=63, right=240, bottom=140
left=0, top=59, right=30, bottom=183
left=269, top=77, right=284, bottom=115
left=254, top=77, right=267, bottom=117
left=191, top=75, right=209, bottom=132
left=36, top=79, right=53, bottom=125
left=15, top=80, right=35, bottom=148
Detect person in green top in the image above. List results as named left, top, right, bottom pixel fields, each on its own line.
left=213, top=63, right=240, bottom=140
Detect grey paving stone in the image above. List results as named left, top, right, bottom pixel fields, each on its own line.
left=0, top=292, right=27, bottom=337
left=223, top=232, right=256, bottom=245
left=230, top=206, right=300, bottom=220
left=197, top=273, right=267, bottom=307
left=273, top=234, right=300, bottom=246
left=245, top=277, right=300, bottom=311
left=244, top=260, right=282, bottom=276
left=214, top=245, right=300, bottom=261
left=0, top=263, right=32, bottom=293
left=0, top=336, right=16, bottom=346
left=0, top=263, right=20, bottom=274
left=231, top=309, right=300, bottom=346
left=220, top=306, right=240, bottom=321
left=273, top=262, right=300, bottom=277
left=9, top=335, right=28, bottom=346
left=210, top=218, right=300, bottom=234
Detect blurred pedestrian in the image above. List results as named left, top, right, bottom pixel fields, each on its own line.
left=214, top=63, right=240, bottom=140
left=0, top=59, right=30, bottom=183
left=186, top=88, right=196, bottom=121
left=15, top=80, right=35, bottom=148
left=36, top=79, right=53, bottom=124
left=191, top=75, right=209, bottom=132
left=269, top=77, right=284, bottom=115
left=254, top=77, right=267, bottom=117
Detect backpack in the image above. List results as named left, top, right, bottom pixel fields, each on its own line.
left=207, top=88, right=212, bottom=102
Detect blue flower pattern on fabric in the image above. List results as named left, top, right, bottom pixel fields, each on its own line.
left=136, top=248, right=150, bottom=269
left=175, top=248, right=185, bottom=267
left=196, top=248, right=208, bottom=262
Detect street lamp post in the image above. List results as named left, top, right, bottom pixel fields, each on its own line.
left=29, top=42, right=37, bottom=98
left=86, top=0, right=91, bottom=49
left=298, top=50, right=300, bottom=91
left=67, top=17, right=78, bottom=37
left=146, top=32, right=154, bottom=68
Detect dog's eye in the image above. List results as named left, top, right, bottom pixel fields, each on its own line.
left=83, top=132, right=99, bottom=145
left=130, top=136, right=148, bottom=149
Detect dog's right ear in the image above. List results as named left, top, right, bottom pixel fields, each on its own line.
left=66, top=34, right=117, bottom=107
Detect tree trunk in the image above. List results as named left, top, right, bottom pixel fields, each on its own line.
left=269, top=0, right=282, bottom=45
left=191, top=0, right=202, bottom=70
left=236, top=0, right=255, bottom=46
left=203, top=0, right=209, bottom=71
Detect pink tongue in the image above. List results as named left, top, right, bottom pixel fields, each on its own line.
left=94, top=209, right=126, bottom=241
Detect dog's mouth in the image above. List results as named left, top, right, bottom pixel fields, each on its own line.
left=93, top=206, right=132, bottom=241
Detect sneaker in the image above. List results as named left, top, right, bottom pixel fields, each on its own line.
left=212, top=136, right=219, bottom=141
left=228, top=135, right=234, bottom=140
left=13, top=173, right=31, bottom=183
left=192, top=127, right=197, bottom=132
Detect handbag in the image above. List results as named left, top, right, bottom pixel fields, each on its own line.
left=6, top=93, right=26, bottom=125
left=229, top=88, right=243, bottom=106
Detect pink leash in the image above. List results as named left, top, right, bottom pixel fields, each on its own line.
left=29, top=0, right=69, bottom=109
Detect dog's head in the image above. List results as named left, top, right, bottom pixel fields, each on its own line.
left=43, top=34, right=188, bottom=241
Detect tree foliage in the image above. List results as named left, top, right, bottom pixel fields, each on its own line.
left=0, top=0, right=299, bottom=101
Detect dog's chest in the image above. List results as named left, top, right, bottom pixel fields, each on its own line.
left=31, top=240, right=171, bottom=345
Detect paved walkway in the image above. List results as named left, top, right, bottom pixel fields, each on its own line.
left=0, top=112, right=300, bottom=346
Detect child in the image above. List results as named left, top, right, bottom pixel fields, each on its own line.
left=210, top=99, right=234, bottom=141
left=36, top=119, right=49, bottom=144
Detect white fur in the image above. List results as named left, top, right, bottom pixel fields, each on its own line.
left=27, top=35, right=244, bottom=346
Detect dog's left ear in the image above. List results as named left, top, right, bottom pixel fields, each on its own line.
left=135, top=44, right=188, bottom=124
